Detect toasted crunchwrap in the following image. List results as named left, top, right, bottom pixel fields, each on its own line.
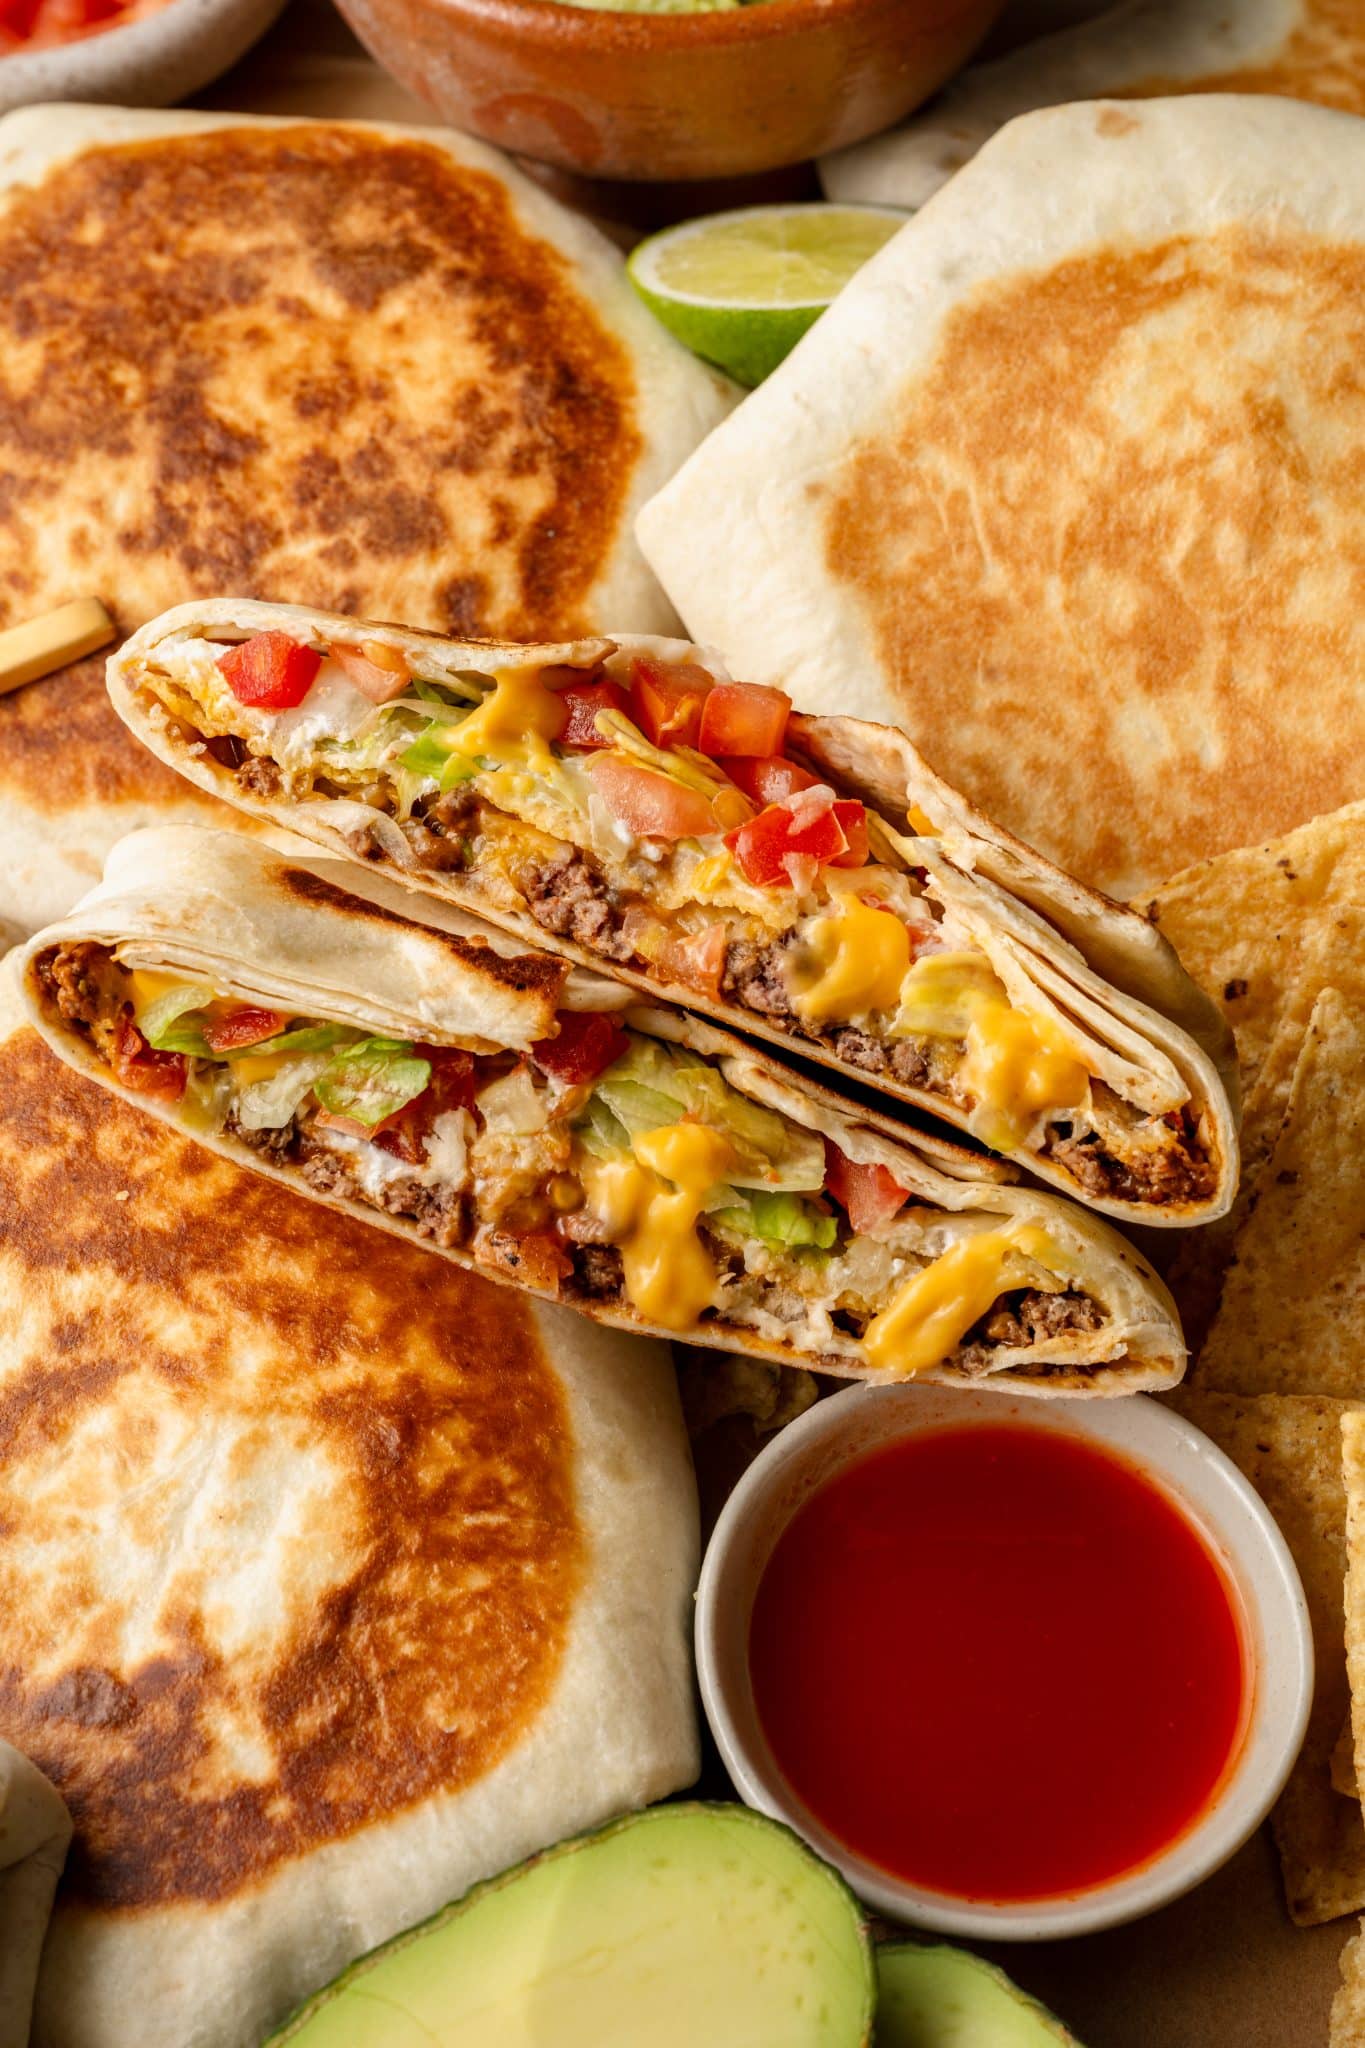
left=0, top=971, right=698, bottom=2048
left=0, top=102, right=733, bottom=936
left=20, top=825, right=1185, bottom=1394
left=108, top=598, right=1237, bottom=1226
left=823, top=0, right=1365, bottom=208
left=641, top=95, right=1365, bottom=900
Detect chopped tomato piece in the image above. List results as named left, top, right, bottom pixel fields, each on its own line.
left=824, top=1141, right=911, bottom=1234
left=218, top=632, right=321, bottom=711
left=585, top=754, right=719, bottom=841
left=658, top=925, right=728, bottom=995
left=109, top=1010, right=187, bottom=1103
left=627, top=657, right=714, bottom=749
left=828, top=799, right=870, bottom=869
left=477, top=1228, right=573, bottom=1294
left=331, top=642, right=410, bottom=705
left=373, top=1047, right=479, bottom=1162
left=556, top=678, right=631, bottom=751
left=531, top=1010, right=630, bottom=1084
left=717, top=754, right=820, bottom=805
left=201, top=1005, right=288, bottom=1053
left=697, top=680, right=790, bottom=759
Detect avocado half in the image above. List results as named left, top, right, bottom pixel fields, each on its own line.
left=266, top=1802, right=875, bottom=2046
left=876, top=1943, right=1083, bottom=2046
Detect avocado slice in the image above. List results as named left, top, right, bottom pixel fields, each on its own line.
left=875, top=1944, right=1082, bottom=2046
left=268, top=1803, right=875, bottom=2047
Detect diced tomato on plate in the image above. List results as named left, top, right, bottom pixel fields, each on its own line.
left=716, top=755, right=820, bottom=806
left=110, top=1011, right=188, bottom=1103
left=726, top=790, right=869, bottom=888
left=330, top=642, right=410, bottom=705
left=218, top=632, right=321, bottom=711
left=697, top=680, right=790, bottom=759
left=824, top=1141, right=911, bottom=1234
left=201, top=1006, right=288, bottom=1053
left=531, top=1010, right=630, bottom=1084
left=627, top=657, right=714, bottom=749
left=478, top=1229, right=573, bottom=1294
left=373, top=1047, right=479, bottom=1161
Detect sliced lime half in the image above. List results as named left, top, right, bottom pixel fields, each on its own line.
left=628, top=202, right=909, bottom=388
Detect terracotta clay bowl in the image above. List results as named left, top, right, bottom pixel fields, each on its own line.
left=329, top=0, right=1008, bottom=184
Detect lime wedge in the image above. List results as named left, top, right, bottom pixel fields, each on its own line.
left=628, top=203, right=909, bottom=388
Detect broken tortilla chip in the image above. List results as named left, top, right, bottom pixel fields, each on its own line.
left=1334, top=1921, right=1365, bottom=2045
left=1198, top=991, right=1365, bottom=1397
left=1334, top=1715, right=1358, bottom=1802
left=1167, top=1390, right=1365, bottom=1925
left=1343, top=1417, right=1365, bottom=1838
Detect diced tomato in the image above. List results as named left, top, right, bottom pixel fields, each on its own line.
left=331, top=642, right=410, bottom=705
left=726, top=789, right=871, bottom=888
left=697, top=680, right=790, bottom=759
left=201, top=1006, right=287, bottom=1053
left=828, top=800, right=870, bottom=869
left=477, top=1229, right=573, bottom=1294
left=556, top=678, right=631, bottom=751
left=627, top=657, right=714, bottom=749
left=109, top=1010, right=188, bottom=1103
left=585, top=754, right=719, bottom=841
left=218, top=632, right=321, bottom=711
left=717, top=754, right=820, bottom=806
left=373, top=1047, right=479, bottom=1162
left=531, top=1010, right=630, bottom=1084
left=823, top=1141, right=911, bottom=1235
left=658, top=925, right=728, bottom=996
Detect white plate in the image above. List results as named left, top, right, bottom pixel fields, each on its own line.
left=695, top=1382, right=1313, bottom=1940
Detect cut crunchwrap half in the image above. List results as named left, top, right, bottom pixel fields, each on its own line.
left=0, top=968, right=698, bottom=2048
left=19, top=826, right=1185, bottom=1395
left=108, top=598, right=1237, bottom=1227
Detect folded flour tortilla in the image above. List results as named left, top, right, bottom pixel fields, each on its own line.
left=0, top=970, right=698, bottom=2048
left=823, top=0, right=1365, bottom=206
left=0, top=1744, right=71, bottom=2048
left=18, top=825, right=1185, bottom=1395
left=0, top=102, right=733, bottom=936
left=640, top=95, right=1365, bottom=900
left=107, top=597, right=1237, bottom=1226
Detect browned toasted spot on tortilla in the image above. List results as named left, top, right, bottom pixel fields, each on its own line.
left=1094, top=108, right=1141, bottom=137
left=0, top=1028, right=582, bottom=1909
left=0, top=656, right=228, bottom=813
left=1127, top=0, right=1365, bottom=113
left=274, top=866, right=568, bottom=1000
left=0, top=125, right=641, bottom=638
left=824, top=226, right=1365, bottom=893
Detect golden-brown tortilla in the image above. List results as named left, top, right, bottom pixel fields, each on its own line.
left=0, top=977, right=698, bottom=2048
left=641, top=95, right=1365, bottom=898
left=0, top=102, right=733, bottom=938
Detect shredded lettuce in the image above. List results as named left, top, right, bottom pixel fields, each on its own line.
left=400, top=724, right=480, bottom=790
left=589, top=1038, right=824, bottom=1192
left=138, top=983, right=215, bottom=1057
left=236, top=1052, right=335, bottom=1132
left=230, top=1022, right=357, bottom=1060
left=713, top=1190, right=837, bottom=1252
left=411, top=675, right=487, bottom=707
left=576, top=1093, right=630, bottom=1158
left=313, top=1037, right=431, bottom=1127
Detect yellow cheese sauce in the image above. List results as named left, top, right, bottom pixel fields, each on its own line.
left=791, top=895, right=911, bottom=1022
left=580, top=1123, right=737, bottom=1333
left=443, top=666, right=567, bottom=774
left=864, top=1224, right=1062, bottom=1379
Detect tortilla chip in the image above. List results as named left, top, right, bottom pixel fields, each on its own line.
left=1334, top=1922, right=1365, bottom=2045
left=1334, top=1716, right=1358, bottom=1802
left=1137, top=802, right=1365, bottom=1099
left=1168, top=1390, right=1365, bottom=1925
left=1344, top=1418, right=1365, bottom=1829
left=1198, top=991, right=1365, bottom=1396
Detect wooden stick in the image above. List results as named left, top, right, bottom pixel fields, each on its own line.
left=0, top=598, right=116, bottom=695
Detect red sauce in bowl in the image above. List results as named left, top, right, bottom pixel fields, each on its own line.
left=748, top=1422, right=1248, bottom=1902
left=0, top=0, right=172, bottom=54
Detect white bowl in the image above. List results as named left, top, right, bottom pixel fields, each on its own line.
left=695, top=1382, right=1313, bottom=1941
left=0, top=0, right=286, bottom=115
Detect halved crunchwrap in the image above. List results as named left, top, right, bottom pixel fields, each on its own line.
left=107, top=598, right=1238, bottom=1226
left=19, top=826, right=1186, bottom=1395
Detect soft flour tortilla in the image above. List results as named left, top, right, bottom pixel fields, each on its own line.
left=0, top=1744, right=71, bottom=2048
left=823, top=0, right=1365, bottom=206
left=17, top=825, right=1187, bottom=1395
left=108, top=597, right=1239, bottom=1226
left=0, top=103, right=733, bottom=940
left=640, top=95, right=1365, bottom=899
left=0, top=973, right=699, bottom=2048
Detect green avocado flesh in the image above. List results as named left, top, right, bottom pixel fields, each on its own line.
left=875, top=1944, right=1081, bottom=2047
left=269, top=1804, right=874, bottom=2047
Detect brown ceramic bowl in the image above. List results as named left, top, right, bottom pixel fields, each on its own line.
left=330, top=0, right=1008, bottom=185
